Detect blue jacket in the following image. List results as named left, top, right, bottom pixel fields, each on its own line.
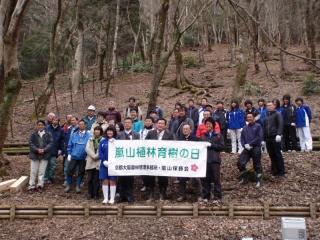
left=227, top=108, right=246, bottom=129
left=241, top=122, right=263, bottom=147
left=257, top=107, right=267, bottom=126
left=46, top=125, right=64, bottom=157
left=83, top=115, right=97, bottom=131
left=296, top=105, right=312, bottom=128
left=67, top=130, right=91, bottom=160
left=99, top=138, right=108, bottom=162
left=132, top=119, right=144, bottom=133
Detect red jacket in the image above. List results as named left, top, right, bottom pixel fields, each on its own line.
left=196, top=122, right=220, bottom=138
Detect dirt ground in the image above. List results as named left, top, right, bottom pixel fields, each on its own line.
left=0, top=217, right=319, bottom=240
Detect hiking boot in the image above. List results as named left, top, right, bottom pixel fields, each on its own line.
left=140, top=186, right=146, bottom=192
left=146, top=191, right=154, bottom=203
left=64, top=185, right=71, bottom=193
left=28, top=185, right=36, bottom=191
left=76, top=185, right=81, bottom=194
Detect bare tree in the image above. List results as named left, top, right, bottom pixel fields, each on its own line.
left=0, top=0, right=31, bottom=164
left=71, top=0, right=84, bottom=93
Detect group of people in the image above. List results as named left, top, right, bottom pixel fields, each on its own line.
left=28, top=94, right=313, bottom=203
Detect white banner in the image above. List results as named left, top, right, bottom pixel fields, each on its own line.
left=108, top=140, right=210, bottom=177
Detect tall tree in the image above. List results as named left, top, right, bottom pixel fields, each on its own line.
left=71, top=0, right=84, bottom=93
left=0, top=0, right=31, bottom=165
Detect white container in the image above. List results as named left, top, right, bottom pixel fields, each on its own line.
left=281, top=217, right=306, bottom=240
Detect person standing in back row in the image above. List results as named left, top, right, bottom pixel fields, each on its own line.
left=281, top=95, right=298, bottom=152
left=264, top=101, right=285, bottom=178
left=295, top=97, right=313, bottom=152
left=227, top=100, right=245, bottom=154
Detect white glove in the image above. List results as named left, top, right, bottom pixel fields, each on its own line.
left=244, top=144, right=251, bottom=150
left=103, top=161, right=109, bottom=168
left=227, top=129, right=230, bottom=134
left=109, top=138, right=115, bottom=143
left=67, top=155, right=71, bottom=162
left=291, top=123, right=296, bottom=127
left=58, top=150, right=62, bottom=156
left=261, top=141, right=266, bottom=147
left=275, top=135, right=282, bottom=143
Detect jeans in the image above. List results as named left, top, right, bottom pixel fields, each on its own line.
left=44, top=156, right=57, bottom=181
left=66, top=160, right=86, bottom=186
left=29, top=159, right=48, bottom=187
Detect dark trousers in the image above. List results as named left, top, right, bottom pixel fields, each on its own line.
left=283, top=125, right=298, bottom=151
left=221, top=128, right=228, bottom=150
left=266, top=139, right=285, bottom=176
left=86, top=169, right=99, bottom=198
left=201, top=163, right=221, bottom=199
left=67, top=160, right=86, bottom=185
left=238, top=146, right=262, bottom=174
left=178, top=177, right=189, bottom=197
left=144, top=176, right=168, bottom=193
left=118, top=176, right=134, bottom=202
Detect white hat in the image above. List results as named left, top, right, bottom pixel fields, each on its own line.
left=88, top=105, right=96, bottom=111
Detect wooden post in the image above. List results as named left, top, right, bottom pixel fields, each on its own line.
left=157, top=205, right=162, bottom=217
left=310, top=203, right=316, bottom=219
left=81, top=74, right=85, bottom=101
left=264, top=202, right=270, bottom=219
left=193, top=203, right=199, bottom=218
left=92, top=72, right=95, bottom=98
left=31, top=85, right=38, bottom=120
left=84, top=204, right=90, bottom=217
left=52, top=78, right=60, bottom=116
left=69, top=78, right=74, bottom=109
left=228, top=203, right=234, bottom=218
left=48, top=205, right=53, bottom=219
left=9, top=119, right=13, bottom=138
left=10, top=205, right=16, bottom=221
left=117, top=206, right=123, bottom=217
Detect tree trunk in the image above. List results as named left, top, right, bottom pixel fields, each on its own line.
left=71, top=0, right=84, bottom=94
left=35, top=0, right=65, bottom=116
left=147, top=0, right=169, bottom=114
left=0, top=0, right=30, bottom=167
left=106, top=0, right=120, bottom=96
left=279, top=0, right=290, bottom=76
left=251, top=0, right=260, bottom=73
left=305, top=0, right=317, bottom=66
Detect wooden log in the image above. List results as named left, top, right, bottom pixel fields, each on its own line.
left=234, top=211, right=264, bottom=216
left=270, top=206, right=310, bottom=211
left=15, top=215, right=48, bottom=219
left=10, top=176, right=28, bottom=193
left=15, top=210, right=48, bottom=215
left=48, top=205, right=53, bottom=219
left=89, top=206, right=118, bottom=210
left=270, top=212, right=310, bottom=217
left=157, top=205, right=162, bottom=217
left=0, top=179, right=17, bottom=192
left=53, top=206, right=84, bottom=210
left=124, top=206, right=156, bottom=210
left=84, top=205, right=90, bottom=217
left=54, top=210, right=85, bottom=215
left=0, top=215, right=10, bottom=219
left=16, top=205, right=49, bottom=210
left=89, top=211, right=118, bottom=216
left=234, top=206, right=263, bottom=211
left=162, top=206, right=193, bottom=210
left=123, top=211, right=157, bottom=215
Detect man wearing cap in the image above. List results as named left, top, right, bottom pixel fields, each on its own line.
left=84, top=105, right=97, bottom=131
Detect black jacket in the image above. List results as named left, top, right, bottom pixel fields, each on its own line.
left=263, top=110, right=283, bottom=140
left=177, top=134, right=198, bottom=141
left=145, top=129, right=174, bottom=140
left=117, top=130, right=140, bottom=140
left=29, top=131, right=53, bottom=161
left=213, top=109, right=228, bottom=130
left=201, top=131, right=224, bottom=164
left=281, top=104, right=296, bottom=126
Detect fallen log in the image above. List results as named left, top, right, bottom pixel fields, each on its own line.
left=10, top=176, right=28, bottom=193
left=0, top=179, right=17, bottom=192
